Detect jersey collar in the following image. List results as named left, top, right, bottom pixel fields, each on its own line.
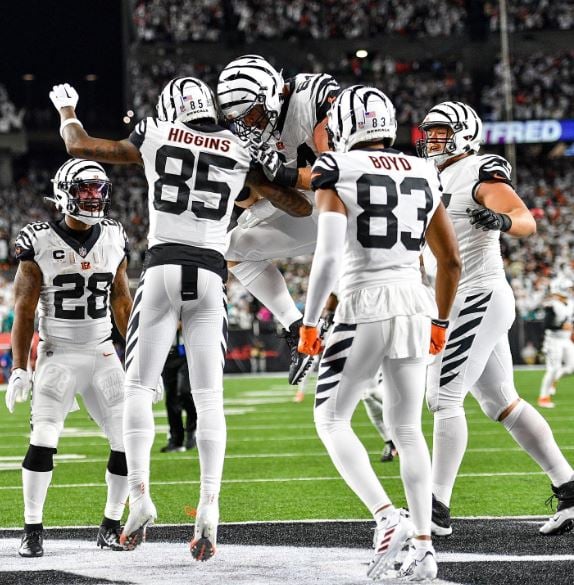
left=50, top=220, right=102, bottom=258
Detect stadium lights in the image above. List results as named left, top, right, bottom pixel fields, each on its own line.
left=22, top=74, right=35, bottom=81
left=85, top=74, right=98, bottom=81
left=356, top=49, right=368, bottom=59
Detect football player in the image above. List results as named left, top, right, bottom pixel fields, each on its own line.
left=49, top=78, right=310, bottom=559
left=6, top=159, right=132, bottom=557
left=538, top=278, right=574, bottom=408
left=298, top=86, right=461, bottom=580
left=217, top=55, right=340, bottom=385
left=418, top=101, right=574, bottom=537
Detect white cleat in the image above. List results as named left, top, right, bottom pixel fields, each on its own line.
left=367, top=508, right=414, bottom=580
left=190, top=504, right=219, bottom=561
left=120, top=495, right=157, bottom=550
left=397, top=545, right=438, bottom=581
left=540, top=506, right=574, bottom=535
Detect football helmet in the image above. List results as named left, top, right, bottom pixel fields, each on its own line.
left=417, top=101, right=482, bottom=165
left=47, top=158, right=111, bottom=225
left=217, top=55, right=284, bottom=143
left=327, top=85, right=397, bottom=153
left=157, top=77, right=218, bottom=124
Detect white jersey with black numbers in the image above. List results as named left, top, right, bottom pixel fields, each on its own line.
left=14, top=219, right=128, bottom=346
left=271, top=74, right=340, bottom=171
left=439, top=153, right=513, bottom=292
left=311, top=148, right=442, bottom=322
left=129, top=118, right=251, bottom=253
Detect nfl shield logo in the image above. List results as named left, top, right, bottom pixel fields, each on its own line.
left=79, top=246, right=87, bottom=257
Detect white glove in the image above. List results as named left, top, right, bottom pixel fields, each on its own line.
left=237, top=199, right=277, bottom=229
left=154, top=378, right=165, bottom=404
left=5, top=368, right=32, bottom=414
left=49, top=83, right=79, bottom=110
left=248, top=140, right=283, bottom=182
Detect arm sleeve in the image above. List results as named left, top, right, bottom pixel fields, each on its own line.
left=311, top=153, right=340, bottom=191
left=14, top=225, right=35, bottom=261
left=303, top=212, right=347, bottom=326
left=128, top=118, right=148, bottom=150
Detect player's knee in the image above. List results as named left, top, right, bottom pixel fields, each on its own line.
left=107, top=450, right=127, bottom=476
left=30, top=420, right=63, bottom=448
left=432, top=404, right=465, bottom=421
left=23, top=444, right=57, bottom=472
left=124, top=382, right=156, bottom=400
left=391, top=423, right=422, bottom=449
left=94, top=368, right=125, bottom=407
left=228, top=260, right=269, bottom=286
left=478, top=385, right=520, bottom=421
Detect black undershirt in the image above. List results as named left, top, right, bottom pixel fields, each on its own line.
left=56, top=218, right=94, bottom=245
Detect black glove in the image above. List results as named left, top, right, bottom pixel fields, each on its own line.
left=466, top=207, right=512, bottom=232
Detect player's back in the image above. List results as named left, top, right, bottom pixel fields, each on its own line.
left=313, top=148, right=442, bottom=296
left=130, top=118, right=251, bottom=253
left=15, top=219, right=128, bottom=346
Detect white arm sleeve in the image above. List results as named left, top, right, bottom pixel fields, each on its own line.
left=303, top=211, right=347, bottom=326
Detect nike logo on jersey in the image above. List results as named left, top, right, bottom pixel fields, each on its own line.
left=103, top=352, right=114, bottom=357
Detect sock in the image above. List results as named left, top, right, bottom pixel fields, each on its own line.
left=502, top=400, right=574, bottom=487
left=413, top=538, right=434, bottom=550
left=374, top=504, right=396, bottom=525
left=193, top=387, right=227, bottom=506
left=230, top=261, right=302, bottom=329
left=123, top=385, right=155, bottom=500
left=101, top=516, right=121, bottom=529
left=104, top=470, right=129, bottom=521
left=22, top=469, right=52, bottom=525
left=432, top=411, right=468, bottom=508
left=539, top=369, right=558, bottom=399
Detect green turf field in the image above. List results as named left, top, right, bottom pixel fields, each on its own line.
left=0, top=369, right=572, bottom=528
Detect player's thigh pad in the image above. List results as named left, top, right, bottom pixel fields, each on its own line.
left=426, top=285, right=515, bottom=414
left=225, top=209, right=318, bottom=262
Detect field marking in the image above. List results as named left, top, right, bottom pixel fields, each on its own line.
left=0, top=470, right=548, bottom=491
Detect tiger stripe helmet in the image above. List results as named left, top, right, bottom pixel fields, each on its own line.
left=156, top=77, right=218, bottom=124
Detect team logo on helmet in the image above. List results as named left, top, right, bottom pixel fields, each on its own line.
left=157, top=77, right=218, bottom=125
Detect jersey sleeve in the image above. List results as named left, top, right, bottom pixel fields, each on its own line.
left=477, top=155, right=513, bottom=186
left=311, top=74, right=341, bottom=124
left=14, top=224, right=37, bottom=261
left=128, top=118, right=150, bottom=150
left=311, top=153, right=340, bottom=191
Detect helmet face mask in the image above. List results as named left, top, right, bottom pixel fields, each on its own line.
left=157, top=77, right=218, bottom=125
left=48, top=159, right=112, bottom=226
left=417, top=101, right=482, bottom=165
left=217, top=55, right=284, bottom=143
left=327, top=85, right=397, bottom=153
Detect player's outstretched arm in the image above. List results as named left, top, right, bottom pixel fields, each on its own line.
left=50, top=83, right=142, bottom=166
left=425, top=202, right=461, bottom=321
left=11, top=260, right=42, bottom=371
left=110, top=258, right=133, bottom=339
left=246, top=167, right=312, bottom=217
left=474, top=181, right=536, bottom=237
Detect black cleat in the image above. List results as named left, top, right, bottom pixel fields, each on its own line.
left=281, top=319, right=313, bottom=385
left=540, top=480, right=574, bottom=535
left=381, top=441, right=397, bottom=463
left=97, top=523, right=125, bottom=550
left=431, top=494, right=453, bottom=536
left=19, top=528, right=44, bottom=557
left=160, top=441, right=185, bottom=453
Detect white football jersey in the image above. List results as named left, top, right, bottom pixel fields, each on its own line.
left=544, top=298, right=574, bottom=338
left=271, top=74, right=340, bottom=171
left=15, top=219, right=128, bottom=346
left=129, top=118, right=251, bottom=253
left=312, top=148, right=442, bottom=297
left=439, top=153, right=513, bottom=292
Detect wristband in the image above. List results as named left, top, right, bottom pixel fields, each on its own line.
left=274, top=165, right=299, bottom=188
left=59, top=118, right=83, bottom=138
left=431, top=318, right=449, bottom=329
left=499, top=213, right=512, bottom=232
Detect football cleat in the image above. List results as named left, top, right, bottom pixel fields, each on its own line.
left=97, top=523, right=124, bottom=551
left=537, top=396, right=555, bottom=409
left=18, top=528, right=44, bottom=558
left=190, top=504, right=219, bottom=561
left=431, top=494, right=452, bottom=536
left=280, top=319, right=313, bottom=385
left=160, top=441, right=186, bottom=453
left=540, top=480, right=574, bottom=535
left=397, top=544, right=438, bottom=581
left=367, top=508, right=414, bottom=579
left=120, top=495, right=157, bottom=550
left=381, top=440, right=398, bottom=463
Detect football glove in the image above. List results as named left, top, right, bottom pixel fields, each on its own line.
left=430, top=319, right=449, bottom=355
left=154, top=378, right=165, bottom=404
left=467, top=207, right=512, bottom=232
left=237, top=198, right=277, bottom=229
left=49, top=83, right=79, bottom=110
left=298, top=325, right=323, bottom=356
left=5, top=368, right=32, bottom=414
left=248, top=140, right=298, bottom=188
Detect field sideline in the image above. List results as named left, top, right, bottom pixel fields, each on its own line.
left=0, top=368, right=572, bottom=529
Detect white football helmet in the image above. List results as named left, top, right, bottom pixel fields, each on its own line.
left=47, top=159, right=111, bottom=225
left=217, top=54, right=284, bottom=142
left=156, top=77, right=218, bottom=124
left=327, top=85, right=397, bottom=153
left=417, top=101, right=482, bottom=165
